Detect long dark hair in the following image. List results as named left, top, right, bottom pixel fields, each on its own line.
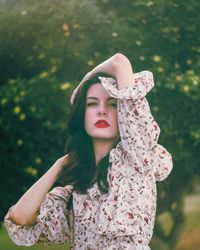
left=59, top=73, right=119, bottom=194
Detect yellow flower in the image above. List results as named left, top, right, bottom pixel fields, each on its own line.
left=64, top=31, right=70, bottom=37
left=60, top=82, right=71, bottom=90
left=175, top=75, right=182, bottom=82
left=186, top=59, right=192, bottom=65
left=87, top=60, right=94, bottom=66
left=29, top=79, right=36, bottom=84
left=152, top=106, right=159, bottom=112
left=139, top=56, right=146, bottom=61
left=8, top=79, right=16, bottom=85
left=191, top=131, right=200, bottom=140
left=183, top=85, right=190, bottom=93
left=146, top=1, right=154, bottom=7
left=39, top=71, right=49, bottom=79
left=50, top=65, right=57, bottom=73
left=174, top=63, right=180, bottom=69
left=136, top=40, right=142, bottom=46
left=187, top=70, right=194, bottom=75
left=192, top=79, right=198, bottom=86
left=17, top=139, right=23, bottom=146
left=157, top=67, right=164, bottom=73
left=111, top=32, right=118, bottom=37
left=152, top=55, right=161, bottom=63
left=35, top=157, right=42, bottom=164
left=21, top=10, right=27, bottom=15
left=73, top=23, right=79, bottom=29
left=24, top=167, right=38, bottom=177
left=20, top=91, right=26, bottom=97
left=19, top=113, right=26, bottom=120
left=14, top=106, right=21, bottom=114
left=38, top=53, right=45, bottom=60
left=1, top=98, right=7, bottom=105
left=62, top=23, right=70, bottom=37
left=63, top=23, right=69, bottom=31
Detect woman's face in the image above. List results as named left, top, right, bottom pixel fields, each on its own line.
left=84, top=83, right=119, bottom=142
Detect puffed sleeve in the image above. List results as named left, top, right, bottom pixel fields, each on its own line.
left=4, top=185, right=73, bottom=246
left=99, top=71, right=173, bottom=180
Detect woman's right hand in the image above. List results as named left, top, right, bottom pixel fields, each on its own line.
left=56, top=154, right=69, bottom=169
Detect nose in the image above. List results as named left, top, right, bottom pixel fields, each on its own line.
left=98, top=110, right=106, bottom=116
left=97, top=104, right=107, bottom=116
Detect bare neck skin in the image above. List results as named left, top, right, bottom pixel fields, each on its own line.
left=92, top=139, right=114, bottom=165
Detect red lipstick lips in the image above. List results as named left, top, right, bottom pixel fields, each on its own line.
left=95, top=119, right=110, bottom=128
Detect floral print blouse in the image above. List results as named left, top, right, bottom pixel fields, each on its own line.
left=4, top=71, right=173, bottom=250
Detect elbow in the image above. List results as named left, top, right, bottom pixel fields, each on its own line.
left=113, top=53, right=129, bottom=63
left=9, top=209, right=27, bottom=226
left=9, top=207, right=37, bottom=226
left=112, top=53, right=131, bottom=71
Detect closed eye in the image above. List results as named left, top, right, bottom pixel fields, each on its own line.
left=87, top=102, right=98, bottom=107
left=108, top=102, right=117, bottom=107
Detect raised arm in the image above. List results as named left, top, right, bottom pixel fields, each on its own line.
left=83, top=53, right=135, bottom=89
left=95, top=54, right=173, bottom=179
left=8, top=155, right=68, bottom=226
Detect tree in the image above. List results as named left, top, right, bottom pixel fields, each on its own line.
left=0, top=0, right=199, bottom=249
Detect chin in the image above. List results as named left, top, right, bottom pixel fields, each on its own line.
left=91, top=133, right=118, bottom=140
left=85, top=127, right=118, bottom=140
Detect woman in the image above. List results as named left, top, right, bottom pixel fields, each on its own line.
left=4, top=53, right=173, bottom=250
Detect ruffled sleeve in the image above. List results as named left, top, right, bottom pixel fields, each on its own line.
left=99, top=71, right=173, bottom=180
left=4, top=185, right=73, bottom=246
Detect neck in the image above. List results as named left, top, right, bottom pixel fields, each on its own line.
left=92, top=139, right=114, bottom=165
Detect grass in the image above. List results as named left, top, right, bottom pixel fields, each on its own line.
left=0, top=194, right=200, bottom=250
left=175, top=194, right=200, bottom=250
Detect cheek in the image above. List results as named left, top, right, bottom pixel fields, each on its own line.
left=84, top=109, right=93, bottom=130
left=112, top=110, right=119, bottom=131
left=84, top=111, right=89, bottom=129
left=113, top=110, right=118, bottom=123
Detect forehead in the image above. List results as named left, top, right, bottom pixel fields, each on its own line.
left=86, top=83, right=110, bottom=99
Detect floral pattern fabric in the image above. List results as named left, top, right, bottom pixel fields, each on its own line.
left=4, top=71, right=173, bottom=250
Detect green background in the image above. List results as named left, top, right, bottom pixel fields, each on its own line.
left=0, top=1, right=199, bottom=249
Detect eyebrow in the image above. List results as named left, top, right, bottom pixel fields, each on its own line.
left=86, top=97, right=116, bottom=101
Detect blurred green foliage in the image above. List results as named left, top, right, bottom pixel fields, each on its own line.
left=0, top=0, right=199, bottom=249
